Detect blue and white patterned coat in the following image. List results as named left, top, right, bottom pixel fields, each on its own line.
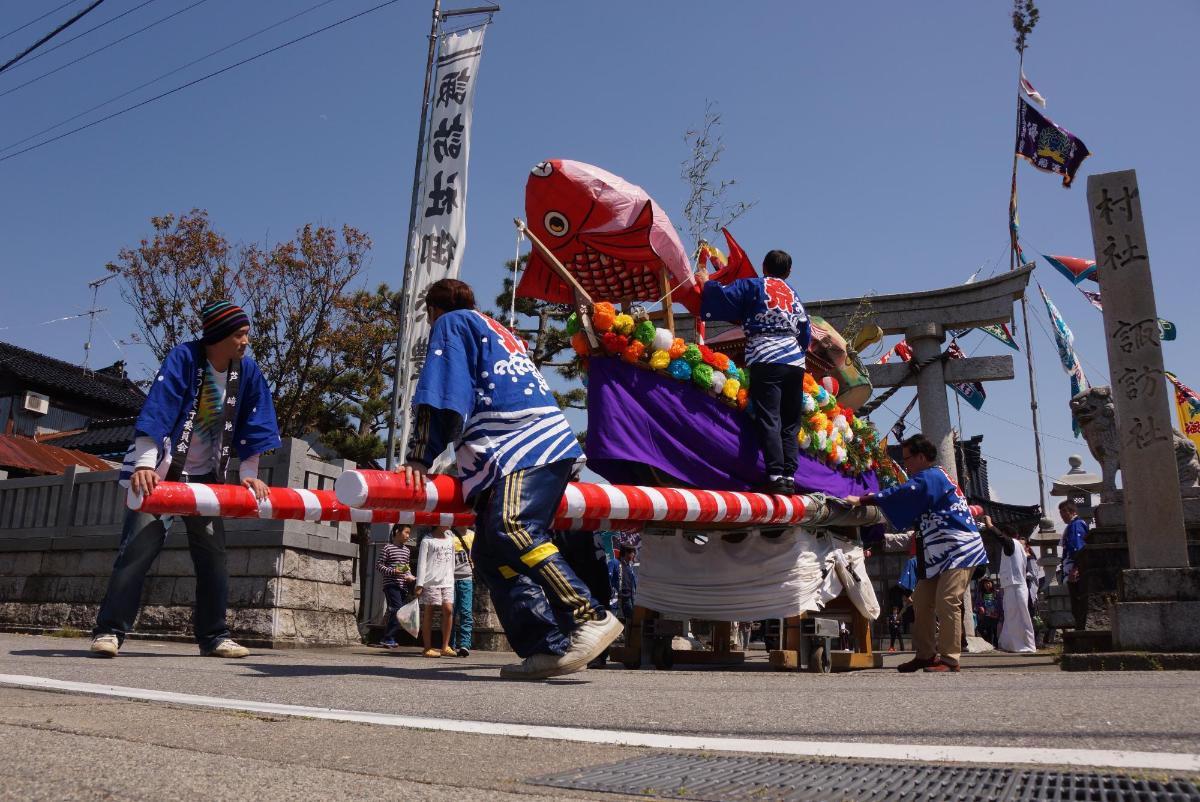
left=700, top=277, right=811, bottom=367
left=407, top=310, right=583, bottom=500
left=873, top=466, right=987, bottom=580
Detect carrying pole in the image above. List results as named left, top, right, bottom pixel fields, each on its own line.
left=385, top=0, right=442, bottom=470
left=514, top=218, right=600, bottom=350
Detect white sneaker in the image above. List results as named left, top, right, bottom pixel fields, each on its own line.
left=499, top=652, right=584, bottom=680
left=202, top=638, right=249, bottom=658
left=563, top=613, right=623, bottom=667
left=90, top=635, right=119, bottom=658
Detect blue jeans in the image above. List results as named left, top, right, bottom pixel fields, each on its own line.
left=381, top=583, right=409, bottom=643
left=472, top=461, right=601, bottom=658
left=93, top=473, right=232, bottom=651
left=450, top=577, right=474, bottom=650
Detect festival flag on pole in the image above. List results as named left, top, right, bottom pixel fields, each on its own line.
left=1166, top=371, right=1200, bottom=452
left=877, top=340, right=913, bottom=365
left=1078, top=287, right=1104, bottom=311
left=950, top=323, right=1020, bottom=351
left=1017, top=98, right=1091, bottom=188
left=1075, top=287, right=1177, bottom=339
left=398, top=25, right=488, bottom=454
left=947, top=341, right=987, bottom=411
left=1038, top=283, right=1089, bottom=435
left=706, top=228, right=757, bottom=285
left=1020, top=70, right=1047, bottom=107
left=981, top=323, right=1020, bottom=351
left=1043, top=253, right=1097, bottom=285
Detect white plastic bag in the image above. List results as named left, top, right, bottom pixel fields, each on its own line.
left=396, top=598, right=421, bottom=639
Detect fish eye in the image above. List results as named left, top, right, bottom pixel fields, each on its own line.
left=531, top=161, right=553, bottom=177
left=543, top=211, right=569, bottom=237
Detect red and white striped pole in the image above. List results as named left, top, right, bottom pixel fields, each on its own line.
left=336, top=469, right=813, bottom=528
left=127, top=482, right=631, bottom=532
left=334, top=470, right=467, bottom=513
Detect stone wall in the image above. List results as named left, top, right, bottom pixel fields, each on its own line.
left=0, top=439, right=362, bottom=648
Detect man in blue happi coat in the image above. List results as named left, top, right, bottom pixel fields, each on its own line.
left=91, top=301, right=281, bottom=659
left=696, top=249, right=811, bottom=496
left=848, top=434, right=987, bottom=673
left=1058, top=499, right=1090, bottom=630
left=399, top=278, right=622, bottom=680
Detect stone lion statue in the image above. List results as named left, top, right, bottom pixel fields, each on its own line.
left=1071, top=386, right=1121, bottom=493
left=1178, top=433, right=1200, bottom=489
left=1071, top=385, right=1200, bottom=492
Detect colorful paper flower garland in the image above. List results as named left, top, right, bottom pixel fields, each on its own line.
left=568, top=302, right=898, bottom=482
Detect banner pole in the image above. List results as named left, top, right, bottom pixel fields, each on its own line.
left=386, top=0, right=442, bottom=470
left=1011, top=45, right=1048, bottom=513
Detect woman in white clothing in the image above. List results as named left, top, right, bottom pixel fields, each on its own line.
left=983, top=518, right=1037, bottom=653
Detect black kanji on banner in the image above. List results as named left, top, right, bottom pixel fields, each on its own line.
left=424, top=171, right=459, bottom=217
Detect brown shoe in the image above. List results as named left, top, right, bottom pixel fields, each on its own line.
left=896, top=656, right=939, bottom=673
left=923, top=658, right=961, bottom=673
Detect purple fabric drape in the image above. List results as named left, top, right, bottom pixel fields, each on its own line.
left=585, top=357, right=879, bottom=497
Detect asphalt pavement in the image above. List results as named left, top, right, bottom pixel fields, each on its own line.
left=0, top=632, right=1197, bottom=801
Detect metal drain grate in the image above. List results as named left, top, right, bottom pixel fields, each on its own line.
left=529, top=754, right=1200, bottom=802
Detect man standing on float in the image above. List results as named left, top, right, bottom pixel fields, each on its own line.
left=398, top=278, right=622, bottom=679
left=696, top=249, right=811, bottom=495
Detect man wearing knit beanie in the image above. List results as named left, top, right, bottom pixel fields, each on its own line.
left=201, top=300, right=251, bottom=346
left=91, top=300, right=281, bottom=660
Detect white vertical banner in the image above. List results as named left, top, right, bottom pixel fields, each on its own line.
left=398, top=25, right=487, bottom=458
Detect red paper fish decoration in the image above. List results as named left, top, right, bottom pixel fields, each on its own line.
left=517, top=159, right=699, bottom=312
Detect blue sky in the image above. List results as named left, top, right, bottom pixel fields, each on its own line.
left=1, top=0, right=1197, bottom=505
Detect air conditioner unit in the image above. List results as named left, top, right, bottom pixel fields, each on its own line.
left=23, top=391, right=50, bottom=415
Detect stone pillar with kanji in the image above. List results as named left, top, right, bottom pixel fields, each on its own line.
left=1084, top=169, right=1200, bottom=657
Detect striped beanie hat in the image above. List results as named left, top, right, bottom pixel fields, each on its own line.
left=200, top=300, right=250, bottom=344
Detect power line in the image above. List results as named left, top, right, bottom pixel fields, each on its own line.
left=0, top=0, right=402, bottom=165
left=981, top=449, right=1058, bottom=486
left=0, top=0, right=211, bottom=101
left=976, top=406, right=1082, bottom=446
left=0, top=0, right=340, bottom=156
left=1, top=0, right=161, bottom=73
left=0, top=1, right=80, bottom=44
left=0, top=0, right=108, bottom=75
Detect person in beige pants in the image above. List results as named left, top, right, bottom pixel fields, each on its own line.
left=848, top=434, right=988, bottom=673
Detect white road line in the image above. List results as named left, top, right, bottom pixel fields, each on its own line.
left=1, top=673, right=1197, bottom=772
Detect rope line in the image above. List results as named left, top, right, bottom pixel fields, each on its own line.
left=859, top=349, right=952, bottom=416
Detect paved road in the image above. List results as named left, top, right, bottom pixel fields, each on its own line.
left=0, top=633, right=1197, bottom=801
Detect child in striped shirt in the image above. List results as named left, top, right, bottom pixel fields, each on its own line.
left=375, top=524, right=415, bottom=648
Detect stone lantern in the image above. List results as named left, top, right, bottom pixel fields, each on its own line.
left=1050, top=455, right=1102, bottom=523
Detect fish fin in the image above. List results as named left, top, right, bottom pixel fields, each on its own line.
left=515, top=253, right=574, bottom=305
left=578, top=201, right=657, bottom=262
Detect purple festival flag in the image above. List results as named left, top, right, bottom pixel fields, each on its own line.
left=1017, top=98, right=1091, bottom=188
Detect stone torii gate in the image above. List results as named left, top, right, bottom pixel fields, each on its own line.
left=807, top=264, right=1035, bottom=481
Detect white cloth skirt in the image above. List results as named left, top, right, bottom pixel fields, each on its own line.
left=635, top=528, right=878, bottom=622
left=997, top=582, right=1037, bottom=653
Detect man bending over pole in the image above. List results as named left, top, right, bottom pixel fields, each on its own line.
left=90, top=301, right=281, bottom=659
left=398, top=278, right=622, bottom=679
left=847, top=434, right=987, bottom=673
